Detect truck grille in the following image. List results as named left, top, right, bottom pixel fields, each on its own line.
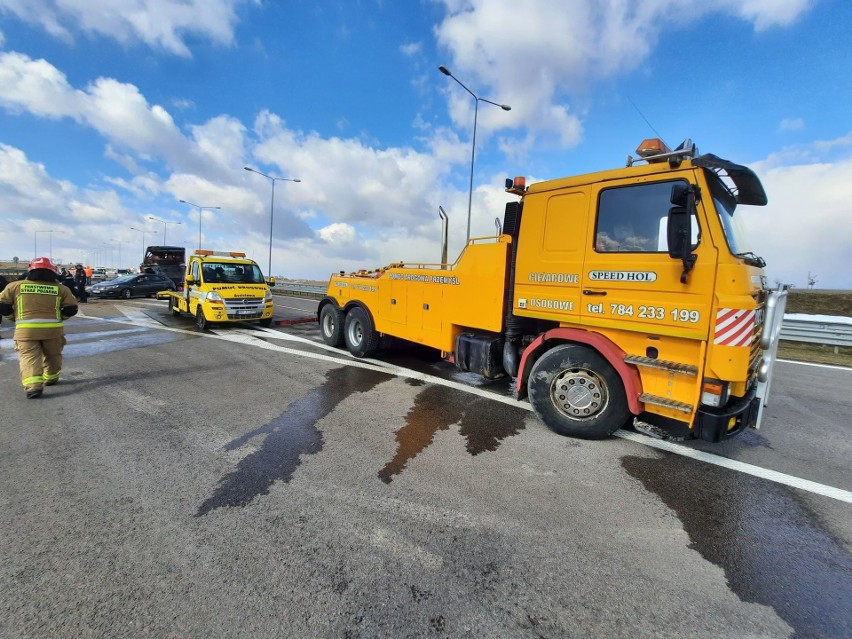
left=749, top=290, right=767, bottom=375
left=224, top=297, right=265, bottom=320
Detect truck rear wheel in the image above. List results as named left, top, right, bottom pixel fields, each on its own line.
left=196, top=307, right=209, bottom=331
left=169, top=296, right=180, bottom=316
left=319, top=304, right=344, bottom=347
left=527, top=344, right=629, bottom=440
left=343, top=306, right=379, bottom=357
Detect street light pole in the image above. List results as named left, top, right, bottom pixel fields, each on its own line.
left=147, top=216, right=183, bottom=246
left=244, top=166, right=301, bottom=279
left=111, top=240, right=123, bottom=270
left=129, top=226, right=148, bottom=264
left=178, top=200, right=220, bottom=251
left=438, top=65, right=511, bottom=242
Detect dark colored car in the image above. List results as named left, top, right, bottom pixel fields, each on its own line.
left=89, top=273, right=176, bottom=299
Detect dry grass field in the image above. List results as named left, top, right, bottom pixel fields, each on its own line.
left=778, top=289, right=851, bottom=367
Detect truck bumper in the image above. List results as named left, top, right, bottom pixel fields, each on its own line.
left=694, top=384, right=759, bottom=443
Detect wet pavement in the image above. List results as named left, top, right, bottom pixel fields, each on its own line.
left=623, top=454, right=852, bottom=639
left=2, top=296, right=850, bottom=638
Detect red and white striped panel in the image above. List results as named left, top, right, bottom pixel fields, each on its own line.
left=714, top=308, right=756, bottom=347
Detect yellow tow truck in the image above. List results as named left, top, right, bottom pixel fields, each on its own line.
left=158, top=250, right=274, bottom=330
left=318, top=138, right=787, bottom=442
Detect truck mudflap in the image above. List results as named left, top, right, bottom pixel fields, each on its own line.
left=694, top=384, right=759, bottom=443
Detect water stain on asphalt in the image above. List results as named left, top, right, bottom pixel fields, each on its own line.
left=622, top=454, right=852, bottom=639
left=197, top=366, right=392, bottom=516
left=64, top=330, right=185, bottom=358
left=378, top=385, right=528, bottom=484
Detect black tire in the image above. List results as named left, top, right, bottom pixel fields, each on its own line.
left=527, top=344, right=630, bottom=440
left=343, top=306, right=379, bottom=357
left=121, top=288, right=132, bottom=299
left=319, top=304, right=344, bottom=347
left=196, top=307, right=209, bottom=331
left=259, top=317, right=273, bottom=327
left=168, top=296, right=181, bottom=316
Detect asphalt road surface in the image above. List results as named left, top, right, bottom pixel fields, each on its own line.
left=1, top=297, right=850, bottom=639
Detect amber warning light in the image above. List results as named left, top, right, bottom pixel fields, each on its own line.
left=505, top=176, right=527, bottom=195
left=635, top=138, right=672, bottom=159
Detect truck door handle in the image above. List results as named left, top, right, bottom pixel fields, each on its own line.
left=582, top=289, right=607, bottom=296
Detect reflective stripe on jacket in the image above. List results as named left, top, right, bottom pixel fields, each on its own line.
left=0, top=279, right=78, bottom=340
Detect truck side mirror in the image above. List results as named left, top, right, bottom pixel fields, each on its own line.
left=668, top=183, right=701, bottom=283
left=185, top=275, right=196, bottom=285
left=670, top=183, right=688, bottom=207
left=667, top=206, right=697, bottom=283
left=667, top=207, right=690, bottom=258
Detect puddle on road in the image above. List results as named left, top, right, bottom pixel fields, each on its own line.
left=197, top=366, right=392, bottom=516
left=622, top=454, right=852, bottom=639
left=378, top=385, right=528, bottom=484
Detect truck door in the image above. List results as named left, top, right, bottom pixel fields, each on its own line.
left=187, top=260, right=199, bottom=306
left=513, top=187, right=588, bottom=323
left=581, top=176, right=717, bottom=341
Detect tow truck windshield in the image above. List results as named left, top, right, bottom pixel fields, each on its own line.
left=201, top=262, right=265, bottom=284
left=705, top=171, right=765, bottom=267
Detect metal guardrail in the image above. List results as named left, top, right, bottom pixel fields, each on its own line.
left=779, top=319, right=852, bottom=349
left=273, top=283, right=326, bottom=299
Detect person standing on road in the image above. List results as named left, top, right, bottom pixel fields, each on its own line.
left=73, top=264, right=88, bottom=303
left=0, top=257, right=78, bottom=399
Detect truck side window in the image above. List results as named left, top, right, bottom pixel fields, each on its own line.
left=595, top=180, right=696, bottom=253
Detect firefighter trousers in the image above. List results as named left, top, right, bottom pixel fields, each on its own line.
left=14, top=337, right=66, bottom=391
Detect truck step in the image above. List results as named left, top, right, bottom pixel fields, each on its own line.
left=624, top=355, right=698, bottom=376
left=638, top=393, right=693, bottom=413
left=632, top=419, right=687, bottom=442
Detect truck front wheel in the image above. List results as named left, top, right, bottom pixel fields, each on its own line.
left=527, top=344, right=629, bottom=440
left=344, top=306, right=379, bottom=357
left=196, top=307, right=209, bottom=331
left=319, top=304, right=344, bottom=347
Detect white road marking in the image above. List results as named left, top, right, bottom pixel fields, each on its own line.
left=76, top=312, right=852, bottom=504
left=777, top=358, right=852, bottom=372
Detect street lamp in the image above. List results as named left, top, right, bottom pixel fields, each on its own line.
left=244, top=166, right=301, bottom=279
left=34, top=230, right=56, bottom=260
left=147, top=215, right=183, bottom=245
left=129, top=226, right=149, bottom=263
left=438, top=65, right=511, bottom=242
left=111, top=239, right=123, bottom=270
left=178, top=200, right=221, bottom=251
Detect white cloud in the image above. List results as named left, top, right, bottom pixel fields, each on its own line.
left=748, top=136, right=852, bottom=289
left=400, top=42, right=422, bottom=56
left=249, top=110, right=453, bottom=232
left=779, top=117, right=805, bottom=131
left=0, top=0, right=245, bottom=56
left=434, top=0, right=815, bottom=148
left=725, top=0, right=812, bottom=31
left=0, top=143, right=141, bottom=266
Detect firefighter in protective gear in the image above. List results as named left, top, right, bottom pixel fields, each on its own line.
left=0, top=257, right=78, bottom=399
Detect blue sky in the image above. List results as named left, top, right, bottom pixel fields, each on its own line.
left=0, top=0, right=850, bottom=288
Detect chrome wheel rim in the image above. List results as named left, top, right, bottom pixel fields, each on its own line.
left=550, top=367, right=609, bottom=420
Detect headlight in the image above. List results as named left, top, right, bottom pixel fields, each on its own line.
left=264, top=289, right=273, bottom=301
left=206, top=291, right=223, bottom=302
left=700, top=379, right=730, bottom=408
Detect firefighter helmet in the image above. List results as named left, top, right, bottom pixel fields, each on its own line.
left=28, top=257, right=57, bottom=273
